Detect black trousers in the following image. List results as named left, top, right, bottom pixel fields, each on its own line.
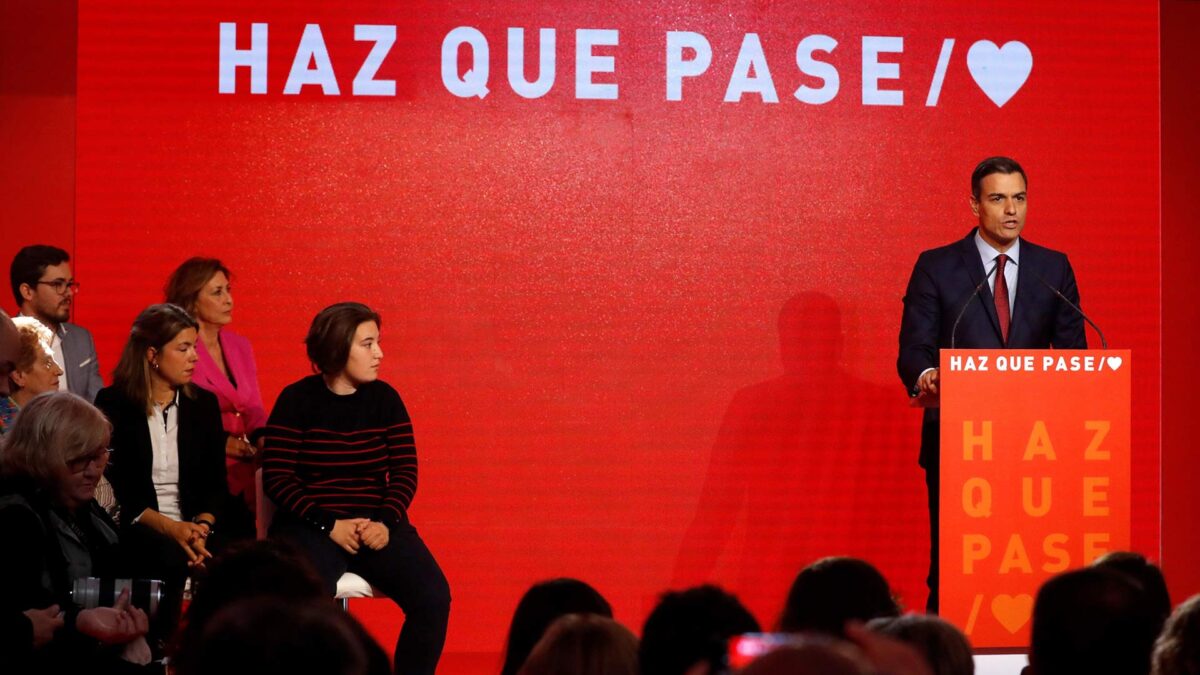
left=271, top=513, right=451, bottom=675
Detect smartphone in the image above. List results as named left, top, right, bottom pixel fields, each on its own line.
left=727, top=633, right=815, bottom=670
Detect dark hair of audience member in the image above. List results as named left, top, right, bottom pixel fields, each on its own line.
left=778, top=557, right=900, bottom=637
left=1153, top=595, right=1200, bottom=675
left=1093, top=551, right=1172, bottom=630
left=164, top=256, right=231, bottom=315
left=8, top=244, right=69, bottom=307
left=110, top=302, right=199, bottom=413
left=172, top=539, right=329, bottom=664
left=500, top=578, right=614, bottom=675
left=740, top=642, right=872, bottom=675
left=1029, top=566, right=1160, bottom=675
left=518, top=613, right=639, bottom=675
left=868, top=614, right=974, bottom=675
left=304, top=301, right=382, bottom=376
left=639, top=584, right=760, bottom=675
left=172, top=596, right=389, bottom=675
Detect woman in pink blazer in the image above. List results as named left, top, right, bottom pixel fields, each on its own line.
left=165, top=258, right=268, bottom=514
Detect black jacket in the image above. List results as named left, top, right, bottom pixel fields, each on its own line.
left=897, top=231, right=1088, bottom=467
left=95, top=385, right=229, bottom=525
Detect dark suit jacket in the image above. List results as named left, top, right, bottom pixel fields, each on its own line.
left=94, top=385, right=229, bottom=526
left=898, top=230, right=1087, bottom=468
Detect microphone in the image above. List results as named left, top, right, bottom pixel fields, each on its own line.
left=1027, top=268, right=1108, bottom=350
left=950, top=260, right=999, bottom=350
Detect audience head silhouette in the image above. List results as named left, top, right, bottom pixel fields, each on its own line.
left=639, top=584, right=760, bottom=675
left=1093, top=551, right=1172, bottom=632
left=779, top=557, right=900, bottom=637
left=501, top=578, right=614, bottom=675
left=868, top=614, right=974, bottom=675
left=517, top=613, right=638, bottom=675
left=740, top=641, right=872, bottom=675
left=172, top=596, right=389, bottom=675
left=1029, top=566, right=1160, bottom=675
left=1153, top=594, right=1200, bottom=675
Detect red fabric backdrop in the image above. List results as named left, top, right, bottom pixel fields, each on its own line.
left=5, top=0, right=1183, bottom=665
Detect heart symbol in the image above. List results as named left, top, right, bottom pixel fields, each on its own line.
left=967, top=41, right=1033, bottom=107
left=1107, top=356, right=1123, bottom=371
left=991, top=594, right=1033, bottom=634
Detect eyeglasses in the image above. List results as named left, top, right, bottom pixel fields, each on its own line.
left=36, top=279, right=80, bottom=295
left=67, top=448, right=111, bottom=473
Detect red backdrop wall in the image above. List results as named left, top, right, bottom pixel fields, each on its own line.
left=4, top=0, right=1198, bottom=666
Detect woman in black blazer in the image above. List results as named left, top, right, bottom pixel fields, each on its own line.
left=94, top=303, right=238, bottom=637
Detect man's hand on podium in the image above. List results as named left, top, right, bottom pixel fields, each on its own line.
left=910, top=368, right=940, bottom=408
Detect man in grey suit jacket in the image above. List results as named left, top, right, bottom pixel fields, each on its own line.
left=9, top=245, right=104, bottom=402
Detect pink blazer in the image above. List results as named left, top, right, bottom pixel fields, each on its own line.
left=192, top=330, right=267, bottom=505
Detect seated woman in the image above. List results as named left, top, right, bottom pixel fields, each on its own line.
left=262, top=302, right=451, bottom=675
left=0, top=392, right=152, bottom=673
left=0, top=317, right=64, bottom=433
left=94, top=303, right=238, bottom=635
left=164, top=258, right=267, bottom=519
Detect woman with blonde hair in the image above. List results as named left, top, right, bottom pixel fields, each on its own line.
left=0, top=317, right=64, bottom=433
left=0, top=392, right=152, bottom=671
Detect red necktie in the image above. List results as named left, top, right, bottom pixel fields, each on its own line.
left=994, top=254, right=1010, bottom=343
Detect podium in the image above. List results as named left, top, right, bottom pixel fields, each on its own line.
left=938, top=349, right=1130, bottom=649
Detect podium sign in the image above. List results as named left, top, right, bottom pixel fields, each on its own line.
left=939, top=349, right=1131, bottom=649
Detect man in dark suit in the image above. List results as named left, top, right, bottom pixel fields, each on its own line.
left=897, top=156, right=1088, bottom=613
left=9, top=245, right=104, bottom=402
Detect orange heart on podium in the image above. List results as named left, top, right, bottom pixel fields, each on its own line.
left=991, top=594, right=1033, bottom=634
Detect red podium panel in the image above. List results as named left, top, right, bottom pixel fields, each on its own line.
left=939, top=349, right=1131, bottom=649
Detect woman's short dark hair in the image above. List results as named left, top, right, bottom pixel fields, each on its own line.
left=305, top=302, right=381, bottom=376
left=165, top=257, right=231, bottom=316
left=501, top=578, right=613, bottom=675
left=173, top=540, right=328, bottom=667
left=971, top=156, right=1027, bottom=199
left=778, top=557, right=900, bottom=637
left=639, top=584, right=760, bottom=675
left=1092, top=551, right=1173, bottom=630
left=111, top=303, right=199, bottom=413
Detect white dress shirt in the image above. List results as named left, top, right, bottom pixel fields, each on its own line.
left=149, top=391, right=183, bottom=521
left=974, top=231, right=1020, bottom=319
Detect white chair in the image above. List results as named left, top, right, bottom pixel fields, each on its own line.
left=255, top=469, right=377, bottom=610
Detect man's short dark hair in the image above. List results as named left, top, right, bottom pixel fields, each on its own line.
left=1092, top=551, right=1172, bottom=632
left=778, top=557, right=900, bottom=637
left=1030, top=567, right=1160, bottom=675
left=10, top=244, right=70, bottom=307
left=971, top=156, right=1027, bottom=200
left=639, top=585, right=760, bottom=675
left=305, top=302, right=382, bottom=376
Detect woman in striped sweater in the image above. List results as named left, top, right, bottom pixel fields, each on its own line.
left=262, top=302, right=450, bottom=675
